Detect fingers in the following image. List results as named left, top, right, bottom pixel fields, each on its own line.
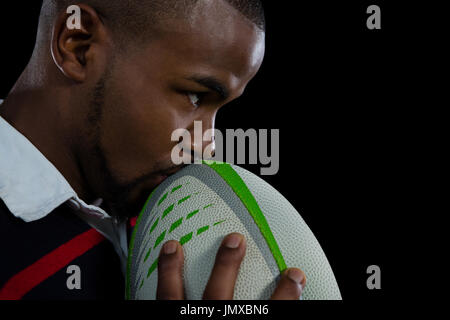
left=203, top=233, right=247, bottom=300
left=271, top=268, right=306, bottom=300
left=156, top=240, right=185, bottom=300
left=155, top=234, right=305, bottom=301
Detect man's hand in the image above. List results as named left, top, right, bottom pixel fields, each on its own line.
left=156, top=232, right=306, bottom=300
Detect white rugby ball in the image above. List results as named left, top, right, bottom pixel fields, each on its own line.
left=126, top=162, right=341, bottom=300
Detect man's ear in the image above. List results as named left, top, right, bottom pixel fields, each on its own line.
left=51, top=4, right=108, bottom=82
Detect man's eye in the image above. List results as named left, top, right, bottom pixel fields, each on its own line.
left=187, top=92, right=201, bottom=108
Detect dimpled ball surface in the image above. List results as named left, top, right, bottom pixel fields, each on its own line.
left=127, top=162, right=341, bottom=300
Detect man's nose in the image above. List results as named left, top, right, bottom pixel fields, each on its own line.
left=189, top=118, right=216, bottom=162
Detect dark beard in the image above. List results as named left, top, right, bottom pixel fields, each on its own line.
left=93, top=141, right=157, bottom=221
left=85, top=73, right=157, bottom=221
left=85, top=74, right=136, bottom=220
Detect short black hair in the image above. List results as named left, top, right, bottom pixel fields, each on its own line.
left=41, top=0, right=265, bottom=45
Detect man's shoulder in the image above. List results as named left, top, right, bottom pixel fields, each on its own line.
left=0, top=199, right=93, bottom=284
left=0, top=199, right=124, bottom=300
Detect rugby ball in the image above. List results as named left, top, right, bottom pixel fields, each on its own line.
left=126, top=162, right=341, bottom=300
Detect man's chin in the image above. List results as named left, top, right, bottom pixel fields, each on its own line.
left=103, top=165, right=186, bottom=219
left=105, top=183, right=162, bottom=219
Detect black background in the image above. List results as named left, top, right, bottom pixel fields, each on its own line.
left=0, top=0, right=416, bottom=303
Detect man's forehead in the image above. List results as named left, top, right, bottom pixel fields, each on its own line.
left=161, top=0, right=260, bottom=33
left=152, top=1, right=265, bottom=88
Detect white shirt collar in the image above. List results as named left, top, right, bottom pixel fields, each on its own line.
left=0, top=107, right=109, bottom=222
left=0, top=99, right=128, bottom=273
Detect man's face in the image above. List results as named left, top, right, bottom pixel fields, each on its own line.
left=83, top=1, right=265, bottom=218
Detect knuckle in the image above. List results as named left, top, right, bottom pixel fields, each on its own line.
left=215, top=247, right=244, bottom=267
left=203, top=293, right=221, bottom=300
left=158, top=254, right=181, bottom=274
left=279, top=277, right=303, bottom=298
left=159, top=294, right=180, bottom=301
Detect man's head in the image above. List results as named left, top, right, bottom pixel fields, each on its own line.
left=31, top=0, right=265, bottom=219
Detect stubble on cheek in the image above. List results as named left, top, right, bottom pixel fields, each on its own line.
left=79, top=73, right=138, bottom=219
left=82, top=67, right=174, bottom=219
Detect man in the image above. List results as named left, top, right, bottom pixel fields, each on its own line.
left=0, top=0, right=305, bottom=299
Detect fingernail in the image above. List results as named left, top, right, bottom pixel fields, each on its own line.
left=163, top=241, right=177, bottom=255
left=287, top=269, right=305, bottom=286
left=224, top=234, right=242, bottom=249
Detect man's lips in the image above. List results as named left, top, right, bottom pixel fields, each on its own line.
left=154, top=164, right=188, bottom=184
left=136, top=164, right=188, bottom=199
left=105, top=165, right=188, bottom=217
left=126, top=165, right=185, bottom=212
left=161, top=163, right=188, bottom=176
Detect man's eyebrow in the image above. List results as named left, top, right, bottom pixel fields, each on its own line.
left=186, top=75, right=230, bottom=100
